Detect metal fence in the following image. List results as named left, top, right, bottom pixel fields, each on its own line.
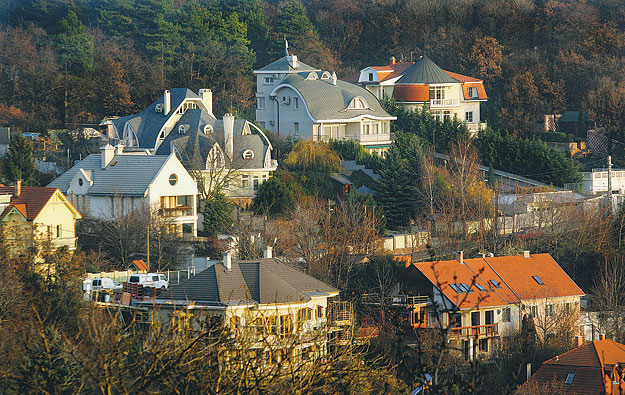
left=85, top=267, right=196, bottom=285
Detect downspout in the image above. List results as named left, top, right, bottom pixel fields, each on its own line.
left=271, top=96, right=279, bottom=136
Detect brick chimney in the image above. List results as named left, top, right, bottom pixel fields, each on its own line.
left=599, top=333, right=606, bottom=340
left=575, top=335, right=584, bottom=347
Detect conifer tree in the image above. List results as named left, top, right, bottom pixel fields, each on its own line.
left=3, top=133, right=37, bottom=185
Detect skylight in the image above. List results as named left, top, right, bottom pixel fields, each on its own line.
left=565, top=372, right=575, bottom=385
left=449, top=284, right=460, bottom=292
left=449, top=283, right=473, bottom=293
left=532, top=275, right=545, bottom=285
left=490, top=280, right=502, bottom=289
left=475, top=283, right=486, bottom=291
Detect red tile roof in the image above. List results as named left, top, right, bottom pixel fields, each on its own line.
left=412, top=253, right=583, bottom=309
left=526, top=340, right=625, bottom=395
left=0, top=186, right=59, bottom=221
left=131, top=259, right=148, bottom=271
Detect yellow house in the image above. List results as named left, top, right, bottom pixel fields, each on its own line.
left=0, top=182, right=82, bottom=256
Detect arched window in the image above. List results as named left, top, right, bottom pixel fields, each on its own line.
left=206, top=144, right=225, bottom=170
left=348, top=97, right=368, bottom=109
left=178, top=125, right=186, bottom=135
left=203, top=124, right=213, bottom=134
left=306, top=72, right=318, bottom=80
left=123, top=123, right=138, bottom=146
left=321, top=71, right=331, bottom=80
left=242, top=149, right=254, bottom=160
left=155, top=103, right=163, bottom=113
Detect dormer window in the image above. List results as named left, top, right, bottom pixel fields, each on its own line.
left=468, top=86, right=478, bottom=98
left=155, top=103, right=163, bottom=113
left=306, top=72, right=318, bottom=80
left=532, top=275, right=544, bottom=285
left=368, top=72, right=374, bottom=81
left=78, top=178, right=83, bottom=186
left=178, top=125, right=186, bottom=135
left=203, top=125, right=213, bottom=134
left=264, top=77, right=274, bottom=84
left=242, top=150, right=254, bottom=160
left=348, top=97, right=368, bottom=110
left=321, top=71, right=331, bottom=80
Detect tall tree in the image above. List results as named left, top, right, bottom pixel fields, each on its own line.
left=3, top=133, right=37, bottom=185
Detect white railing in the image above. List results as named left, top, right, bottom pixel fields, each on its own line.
left=85, top=266, right=197, bottom=285
left=359, top=133, right=391, bottom=143
left=430, top=99, right=459, bottom=107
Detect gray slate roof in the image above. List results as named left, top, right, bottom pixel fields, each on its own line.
left=278, top=72, right=394, bottom=121
left=255, top=56, right=319, bottom=73
left=396, top=56, right=459, bottom=84
left=165, top=258, right=339, bottom=306
left=48, top=154, right=169, bottom=196
left=111, top=88, right=272, bottom=170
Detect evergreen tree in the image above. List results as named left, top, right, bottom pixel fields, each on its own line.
left=54, top=10, right=94, bottom=74
left=202, top=191, right=234, bottom=237
left=251, top=173, right=299, bottom=217
left=3, top=133, right=37, bottom=185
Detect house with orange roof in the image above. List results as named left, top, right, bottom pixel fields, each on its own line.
left=522, top=338, right=625, bottom=394
left=352, top=56, right=488, bottom=134
left=401, top=251, right=584, bottom=360
left=0, top=181, right=82, bottom=256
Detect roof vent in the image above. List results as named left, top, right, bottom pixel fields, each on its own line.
left=523, top=250, right=531, bottom=258
left=331, top=71, right=337, bottom=86
left=223, top=251, right=232, bottom=272
left=456, top=251, right=464, bottom=264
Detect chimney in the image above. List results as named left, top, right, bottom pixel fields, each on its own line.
left=223, top=251, right=232, bottom=271
left=100, top=144, right=115, bottom=169
left=15, top=180, right=21, bottom=197
left=576, top=335, right=584, bottom=347
left=199, top=89, right=213, bottom=114
left=457, top=251, right=464, bottom=264
left=163, top=90, right=171, bottom=115
left=331, top=71, right=337, bottom=86
left=600, top=333, right=607, bottom=340
left=263, top=246, right=273, bottom=259
left=479, top=253, right=486, bottom=258
left=391, top=56, right=396, bottom=65
left=223, top=113, right=235, bottom=159
left=114, top=143, right=124, bottom=155
left=526, top=363, right=532, bottom=381
left=287, top=55, right=298, bottom=69
left=523, top=250, right=531, bottom=258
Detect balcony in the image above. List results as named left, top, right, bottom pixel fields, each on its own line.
left=449, top=323, right=498, bottom=339
left=159, top=206, right=193, bottom=217
left=430, top=99, right=459, bottom=108
left=362, top=293, right=430, bottom=306
left=358, top=133, right=392, bottom=144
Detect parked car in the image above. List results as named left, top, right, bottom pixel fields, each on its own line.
left=128, top=273, right=169, bottom=290
left=90, top=277, right=123, bottom=292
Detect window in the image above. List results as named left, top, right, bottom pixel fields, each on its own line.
left=242, top=150, right=254, bottom=160
left=475, top=283, right=486, bottom=291
left=280, top=314, right=292, bottom=337
left=479, top=338, right=488, bottom=352
left=178, top=125, right=186, bottom=135
left=465, top=111, right=474, bottom=123
left=316, top=305, right=324, bottom=319
left=368, top=72, right=374, bottom=81
left=169, top=173, right=178, bottom=186
left=565, top=302, right=571, bottom=315
left=298, top=308, right=312, bottom=324
left=263, top=76, right=274, bottom=84
left=241, top=175, right=249, bottom=188
left=546, top=304, right=554, bottom=317
left=429, top=86, right=445, bottom=101
left=257, top=97, right=265, bottom=109
left=490, top=279, right=502, bottom=289
left=293, top=97, right=299, bottom=110
left=253, top=176, right=260, bottom=191
left=56, top=225, right=61, bottom=238
left=203, top=125, right=213, bottom=134
left=349, top=97, right=368, bottom=109
left=532, top=275, right=544, bottom=285
left=78, top=178, right=83, bottom=186
left=294, top=122, right=299, bottom=137
left=530, top=305, right=537, bottom=317
left=502, top=307, right=511, bottom=322
left=182, top=224, right=192, bottom=234
left=451, top=283, right=473, bottom=293
left=485, top=310, right=494, bottom=325
left=265, top=316, right=278, bottom=335
left=468, top=86, right=478, bottom=98
left=565, top=372, right=575, bottom=385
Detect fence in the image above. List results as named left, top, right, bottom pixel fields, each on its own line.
left=85, top=267, right=196, bottom=286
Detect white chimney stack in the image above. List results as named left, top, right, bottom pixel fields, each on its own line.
left=163, top=90, right=171, bottom=115
left=223, top=251, right=232, bottom=271
left=263, top=246, right=273, bottom=259
left=457, top=251, right=464, bottom=264
left=331, top=71, right=337, bottom=86
left=287, top=55, right=298, bottom=69
left=15, top=180, right=21, bottom=197
left=199, top=89, right=213, bottom=114
left=523, top=250, right=531, bottom=258
left=223, top=113, right=235, bottom=159
left=100, top=144, right=115, bottom=169
left=114, top=143, right=124, bottom=155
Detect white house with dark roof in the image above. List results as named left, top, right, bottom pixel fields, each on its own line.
left=255, top=47, right=396, bottom=156
left=100, top=88, right=277, bottom=203
left=349, top=56, right=488, bottom=134
left=48, top=145, right=198, bottom=238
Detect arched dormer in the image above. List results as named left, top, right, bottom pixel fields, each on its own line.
left=206, top=143, right=225, bottom=170
left=178, top=125, right=186, bottom=135
left=203, top=124, right=213, bottom=134
left=306, top=72, right=318, bottom=80
left=347, top=96, right=369, bottom=110
left=123, top=122, right=138, bottom=147
left=321, top=71, right=331, bottom=80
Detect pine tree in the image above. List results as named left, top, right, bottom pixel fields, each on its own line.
left=3, top=133, right=37, bottom=185
left=202, top=191, right=234, bottom=237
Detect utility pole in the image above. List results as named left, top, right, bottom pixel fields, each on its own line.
left=146, top=223, right=150, bottom=271
left=607, top=155, right=613, bottom=213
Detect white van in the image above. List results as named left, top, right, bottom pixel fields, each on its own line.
left=128, top=273, right=169, bottom=290
left=91, top=277, right=123, bottom=292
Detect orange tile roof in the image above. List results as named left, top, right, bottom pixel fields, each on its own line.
left=412, top=253, right=583, bottom=309
left=0, top=186, right=59, bottom=221
left=131, top=259, right=148, bottom=271
left=443, top=70, right=482, bottom=83
left=527, top=340, right=625, bottom=395
left=485, top=253, right=584, bottom=300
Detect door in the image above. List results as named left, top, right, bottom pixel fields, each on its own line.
left=471, top=311, right=480, bottom=335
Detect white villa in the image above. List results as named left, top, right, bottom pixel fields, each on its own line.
left=254, top=46, right=396, bottom=156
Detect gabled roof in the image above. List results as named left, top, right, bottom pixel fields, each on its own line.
left=0, top=186, right=61, bottom=221
left=275, top=72, right=395, bottom=122
left=412, top=253, right=583, bottom=309
left=164, top=258, right=339, bottom=306
left=48, top=154, right=170, bottom=196
left=527, top=340, right=625, bottom=395
left=254, top=55, right=319, bottom=73
left=396, top=56, right=459, bottom=85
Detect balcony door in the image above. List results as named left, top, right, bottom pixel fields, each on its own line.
left=485, top=310, right=494, bottom=325
left=471, top=311, right=480, bottom=326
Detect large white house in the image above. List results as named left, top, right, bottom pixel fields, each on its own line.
left=351, top=56, right=488, bottom=134
left=101, top=88, right=277, bottom=203
left=49, top=145, right=199, bottom=238
left=254, top=48, right=396, bottom=156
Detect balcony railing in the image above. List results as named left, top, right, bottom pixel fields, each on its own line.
left=449, top=323, right=498, bottom=339
left=159, top=207, right=193, bottom=217
left=430, top=99, right=459, bottom=107
left=362, top=293, right=430, bottom=306
left=328, top=301, right=353, bottom=328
